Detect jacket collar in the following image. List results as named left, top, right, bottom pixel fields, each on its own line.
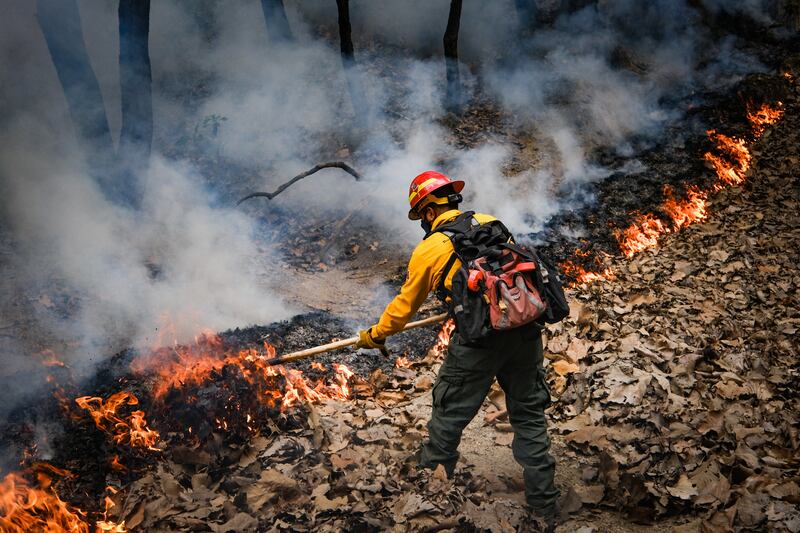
left=431, top=209, right=461, bottom=231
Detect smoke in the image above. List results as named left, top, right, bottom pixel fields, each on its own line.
left=0, top=1, right=294, bottom=393
left=0, top=0, right=781, bottom=406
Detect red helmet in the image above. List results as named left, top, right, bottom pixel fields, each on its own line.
left=407, top=171, right=465, bottom=220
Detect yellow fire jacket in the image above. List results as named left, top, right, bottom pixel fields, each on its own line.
left=372, top=209, right=496, bottom=339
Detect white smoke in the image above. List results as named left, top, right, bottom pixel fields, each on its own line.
left=0, top=0, right=780, bottom=396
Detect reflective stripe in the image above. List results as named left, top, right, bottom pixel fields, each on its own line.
left=408, top=177, right=442, bottom=204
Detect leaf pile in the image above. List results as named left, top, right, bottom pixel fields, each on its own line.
left=545, top=89, right=800, bottom=531
left=105, top=348, right=547, bottom=532
left=99, top=66, right=800, bottom=533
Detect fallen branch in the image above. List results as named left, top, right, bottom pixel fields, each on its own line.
left=236, top=161, right=363, bottom=205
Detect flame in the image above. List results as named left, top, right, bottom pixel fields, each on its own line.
left=38, top=349, right=68, bottom=368
left=75, top=392, right=160, bottom=450
left=395, top=356, right=411, bottom=368
left=615, top=213, right=665, bottom=258
left=429, top=320, right=455, bottom=358
left=560, top=247, right=615, bottom=285
left=332, top=363, right=354, bottom=399
left=747, top=102, right=783, bottom=137
left=35, top=349, right=75, bottom=415
left=109, top=456, right=126, bottom=473
left=614, top=184, right=710, bottom=258
left=131, top=332, right=355, bottom=413
left=704, top=130, right=751, bottom=188
left=95, top=487, right=125, bottom=533
left=0, top=472, right=89, bottom=532
left=615, top=102, right=781, bottom=259
left=661, top=185, right=707, bottom=230
left=560, top=260, right=614, bottom=285
left=31, top=462, right=76, bottom=482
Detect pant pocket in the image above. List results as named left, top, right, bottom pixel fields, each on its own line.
left=431, top=379, right=452, bottom=412
left=538, top=370, right=552, bottom=406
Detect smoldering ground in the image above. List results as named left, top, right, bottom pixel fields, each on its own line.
left=0, top=0, right=784, bottom=413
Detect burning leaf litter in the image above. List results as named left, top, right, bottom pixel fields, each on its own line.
left=546, top=95, right=800, bottom=531
left=75, top=392, right=160, bottom=451
left=592, top=100, right=782, bottom=273
left=0, top=471, right=90, bottom=533
left=2, top=62, right=797, bottom=533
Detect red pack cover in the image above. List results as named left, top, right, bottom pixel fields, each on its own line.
left=470, top=249, right=547, bottom=331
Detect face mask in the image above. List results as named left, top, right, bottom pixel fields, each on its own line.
left=420, top=219, right=433, bottom=234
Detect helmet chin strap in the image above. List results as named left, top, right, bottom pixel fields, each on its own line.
left=418, top=194, right=463, bottom=233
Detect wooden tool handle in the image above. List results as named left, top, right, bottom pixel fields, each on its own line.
left=265, top=312, right=449, bottom=365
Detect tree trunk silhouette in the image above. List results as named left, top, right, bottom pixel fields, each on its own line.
left=260, top=0, right=293, bottom=44
left=514, top=0, right=537, bottom=31
left=336, top=0, right=367, bottom=126
left=37, top=0, right=113, bottom=169
left=119, top=0, right=152, bottom=162
left=443, top=0, right=463, bottom=112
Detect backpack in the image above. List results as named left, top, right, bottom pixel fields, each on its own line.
left=429, top=211, right=569, bottom=342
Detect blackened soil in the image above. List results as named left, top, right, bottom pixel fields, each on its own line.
left=520, top=68, right=796, bottom=274
left=221, top=310, right=441, bottom=376
left=0, top=309, right=444, bottom=518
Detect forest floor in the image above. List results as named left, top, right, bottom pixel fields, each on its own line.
left=1, top=47, right=798, bottom=533
left=98, top=74, right=800, bottom=531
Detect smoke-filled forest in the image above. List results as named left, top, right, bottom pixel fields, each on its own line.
left=0, top=1, right=798, bottom=531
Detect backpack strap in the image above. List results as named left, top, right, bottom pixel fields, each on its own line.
left=434, top=252, right=460, bottom=301
left=428, top=212, right=479, bottom=301
left=423, top=211, right=477, bottom=240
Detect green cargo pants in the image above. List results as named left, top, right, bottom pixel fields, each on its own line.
left=419, top=324, right=559, bottom=514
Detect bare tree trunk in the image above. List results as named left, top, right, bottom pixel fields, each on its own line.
left=37, top=0, right=114, bottom=171
left=119, top=0, right=152, bottom=162
left=260, top=0, right=294, bottom=44
left=336, top=0, right=354, bottom=61
left=443, top=0, right=463, bottom=112
left=515, top=0, right=537, bottom=30
left=336, top=0, right=367, bottom=126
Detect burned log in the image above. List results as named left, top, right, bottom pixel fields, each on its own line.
left=236, top=161, right=363, bottom=205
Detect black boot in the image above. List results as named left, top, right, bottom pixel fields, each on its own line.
left=528, top=505, right=557, bottom=533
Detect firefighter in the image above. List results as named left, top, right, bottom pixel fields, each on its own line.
left=355, top=171, right=559, bottom=527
